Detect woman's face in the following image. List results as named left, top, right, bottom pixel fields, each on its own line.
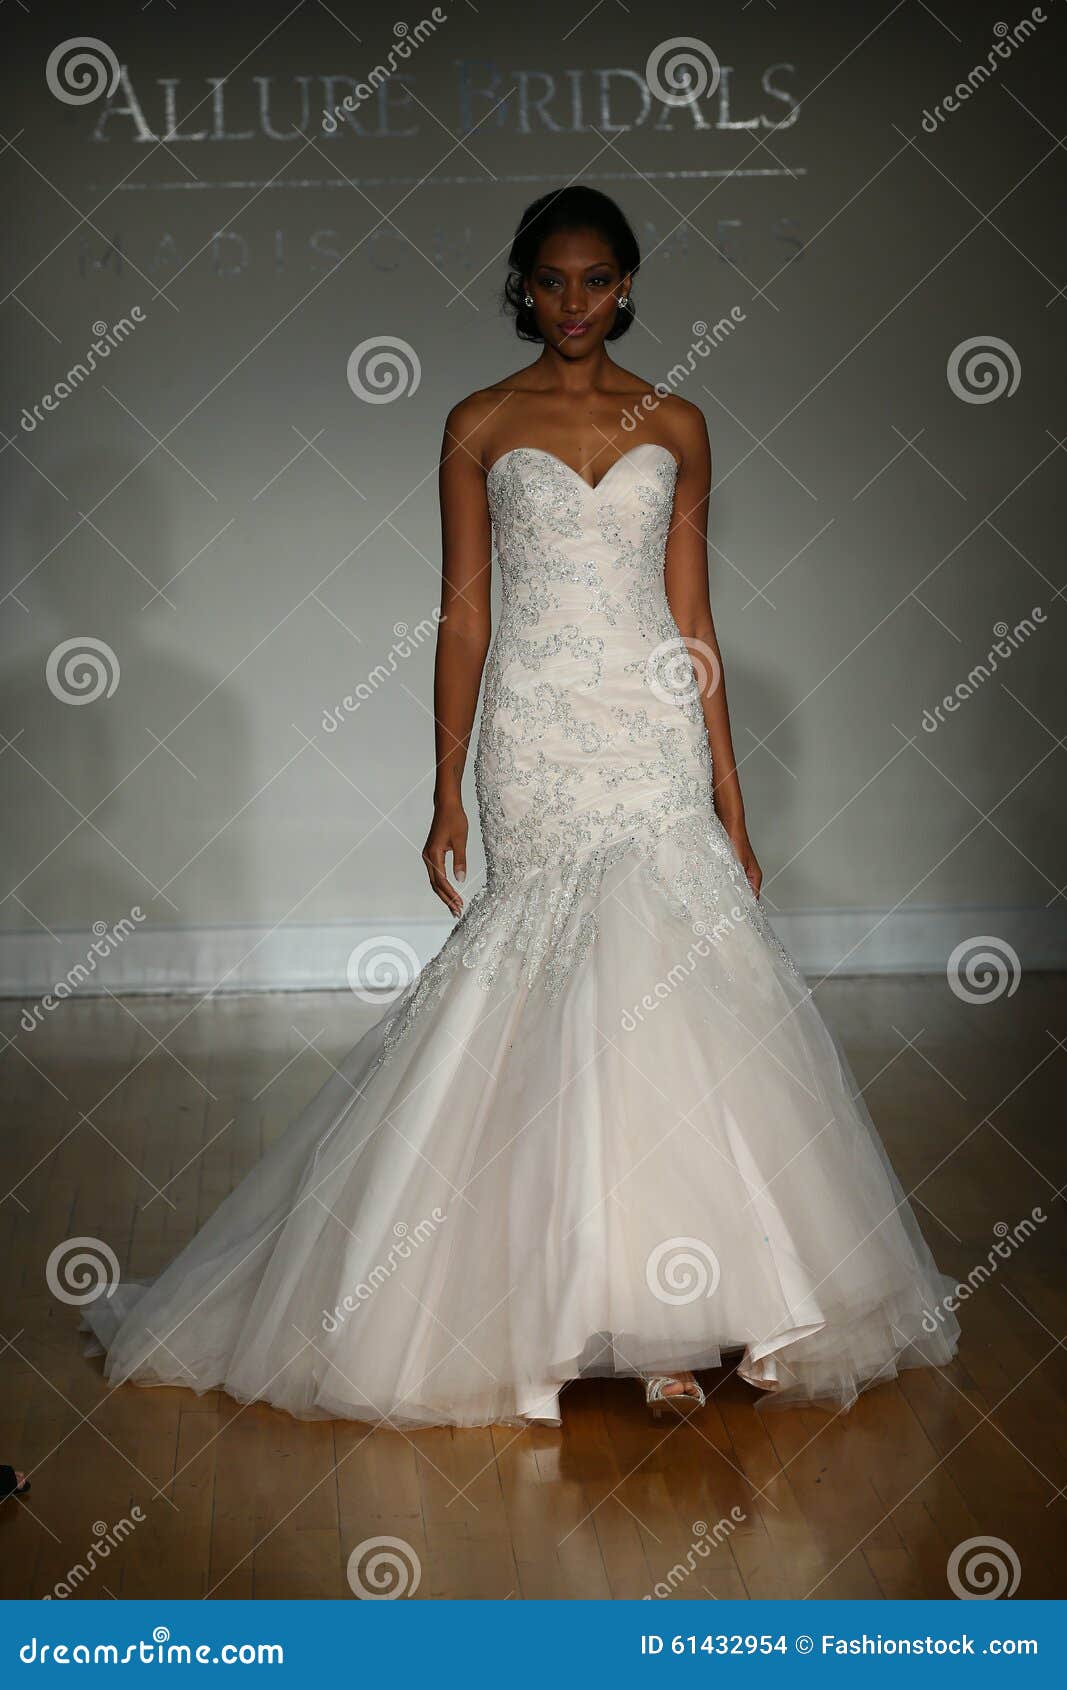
left=525, top=227, right=629, bottom=356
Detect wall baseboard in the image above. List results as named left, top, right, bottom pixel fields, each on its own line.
left=2, top=906, right=1063, bottom=1004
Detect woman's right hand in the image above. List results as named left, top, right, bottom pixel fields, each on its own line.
left=422, top=802, right=468, bottom=918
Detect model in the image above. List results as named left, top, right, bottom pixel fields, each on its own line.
left=84, top=186, right=960, bottom=1427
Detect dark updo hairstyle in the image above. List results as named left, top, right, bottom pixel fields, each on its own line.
left=503, top=185, right=640, bottom=343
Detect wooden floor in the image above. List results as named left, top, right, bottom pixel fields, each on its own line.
left=1, top=975, right=1064, bottom=1600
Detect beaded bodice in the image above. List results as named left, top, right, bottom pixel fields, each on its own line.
left=475, top=442, right=716, bottom=888
left=372, top=441, right=803, bottom=1067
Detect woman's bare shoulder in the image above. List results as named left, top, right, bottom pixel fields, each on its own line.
left=443, top=371, right=543, bottom=466
left=657, top=392, right=710, bottom=455
left=602, top=363, right=710, bottom=452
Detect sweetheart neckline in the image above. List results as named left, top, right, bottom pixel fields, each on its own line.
left=485, top=441, right=679, bottom=495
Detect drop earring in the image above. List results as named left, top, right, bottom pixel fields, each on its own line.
left=524, top=293, right=534, bottom=308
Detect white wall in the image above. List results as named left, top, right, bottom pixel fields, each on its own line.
left=2, top=0, right=1063, bottom=994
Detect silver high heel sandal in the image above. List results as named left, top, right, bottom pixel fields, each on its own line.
left=643, top=1372, right=706, bottom=1421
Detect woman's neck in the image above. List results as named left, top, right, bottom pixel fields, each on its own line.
left=533, top=341, right=615, bottom=395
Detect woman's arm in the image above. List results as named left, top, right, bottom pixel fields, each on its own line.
left=422, top=400, right=494, bottom=916
left=663, top=401, right=762, bottom=898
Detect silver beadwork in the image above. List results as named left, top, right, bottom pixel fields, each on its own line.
left=373, top=445, right=806, bottom=1070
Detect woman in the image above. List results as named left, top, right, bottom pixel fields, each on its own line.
left=84, top=186, right=959, bottom=1427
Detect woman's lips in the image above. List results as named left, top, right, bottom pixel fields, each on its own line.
left=560, top=321, right=590, bottom=337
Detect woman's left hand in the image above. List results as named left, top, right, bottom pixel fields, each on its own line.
left=724, top=819, right=762, bottom=900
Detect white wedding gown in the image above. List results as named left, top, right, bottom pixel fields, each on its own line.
left=84, top=442, right=960, bottom=1426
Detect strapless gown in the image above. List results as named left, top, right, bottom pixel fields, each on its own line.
left=83, top=442, right=960, bottom=1426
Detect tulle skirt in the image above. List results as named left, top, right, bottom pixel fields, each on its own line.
left=83, top=811, right=960, bottom=1426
